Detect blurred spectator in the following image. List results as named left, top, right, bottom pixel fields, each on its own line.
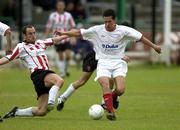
left=66, top=2, right=77, bottom=18
left=74, top=2, right=87, bottom=21
left=44, top=0, right=76, bottom=78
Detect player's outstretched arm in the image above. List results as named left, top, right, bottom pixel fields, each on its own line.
left=0, top=57, right=10, bottom=66
left=52, top=35, right=69, bottom=44
left=58, top=29, right=81, bottom=37
left=140, top=36, right=161, bottom=54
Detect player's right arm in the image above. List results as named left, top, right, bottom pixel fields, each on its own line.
left=60, top=29, right=81, bottom=37
left=59, top=26, right=96, bottom=40
left=0, top=45, right=20, bottom=66
left=0, top=57, right=10, bottom=65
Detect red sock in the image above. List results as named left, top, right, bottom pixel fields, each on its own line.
left=112, top=90, right=118, bottom=100
left=103, top=93, right=114, bottom=112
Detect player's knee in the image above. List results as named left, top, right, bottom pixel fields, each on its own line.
left=116, top=89, right=125, bottom=96
left=99, top=81, right=109, bottom=89
left=55, top=77, right=64, bottom=87
left=37, top=110, right=47, bottom=116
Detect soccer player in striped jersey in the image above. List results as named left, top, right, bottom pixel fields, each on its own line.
left=0, top=22, right=12, bottom=54
left=0, top=25, right=68, bottom=119
left=44, top=0, right=76, bottom=78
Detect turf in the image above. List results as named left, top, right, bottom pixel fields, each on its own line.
left=0, top=65, right=180, bottom=130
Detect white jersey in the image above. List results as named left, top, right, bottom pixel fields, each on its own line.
left=46, top=11, right=75, bottom=43
left=80, top=24, right=142, bottom=59
left=0, top=22, right=10, bottom=36
left=5, top=38, right=54, bottom=73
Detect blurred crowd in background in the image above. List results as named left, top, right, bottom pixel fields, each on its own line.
left=0, top=0, right=180, bottom=66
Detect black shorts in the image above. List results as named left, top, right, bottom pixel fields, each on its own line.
left=30, top=69, right=55, bottom=98
left=54, top=42, right=71, bottom=52
left=82, top=50, right=98, bottom=72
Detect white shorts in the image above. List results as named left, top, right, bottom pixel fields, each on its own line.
left=95, top=59, right=128, bottom=81
left=0, top=22, right=10, bottom=36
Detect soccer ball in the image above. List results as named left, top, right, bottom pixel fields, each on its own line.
left=88, top=104, right=104, bottom=120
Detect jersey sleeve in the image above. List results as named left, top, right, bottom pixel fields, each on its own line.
left=37, top=38, right=54, bottom=49
left=80, top=26, right=96, bottom=40
left=46, top=14, right=54, bottom=29
left=0, top=22, right=10, bottom=36
left=5, top=44, right=20, bottom=61
left=123, top=26, right=142, bottom=41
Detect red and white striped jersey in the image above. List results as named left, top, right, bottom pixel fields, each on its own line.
left=0, top=22, right=10, bottom=36
left=46, top=11, right=75, bottom=43
left=5, top=38, right=54, bottom=73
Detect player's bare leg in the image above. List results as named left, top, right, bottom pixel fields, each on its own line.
left=101, top=78, right=114, bottom=109
left=98, top=77, right=116, bottom=120
left=64, top=49, right=72, bottom=77
left=57, top=51, right=66, bottom=77
left=3, top=74, right=64, bottom=119
left=57, top=72, right=93, bottom=111
left=44, top=73, right=64, bottom=111
left=3, top=94, right=48, bottom=119
left=32, top=94, right=49, bottom=116
left=112, top=76, right=125, bottom=109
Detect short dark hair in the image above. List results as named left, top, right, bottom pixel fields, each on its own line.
left=22, top=25, right=34, bottom=34
left=103, top=9, right=116, bottom=20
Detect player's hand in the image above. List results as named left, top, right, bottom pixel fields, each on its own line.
left=154, top=45, right=161, bottom=54
left=121, top=55, right=130, bottom=63
left=54, top=31, right=62, bottom=36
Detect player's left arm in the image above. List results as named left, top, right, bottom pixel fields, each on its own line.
left=0, top=57, right=10, bottom=66
left=52, top=35, right=69, bottom=44
left=0, top=44, right=19, bottom=65
left=140, top=36, right=161, bottom=54
left=0, top=44, right=20, bottom=65
left=121, top=55, right=130, bottom=63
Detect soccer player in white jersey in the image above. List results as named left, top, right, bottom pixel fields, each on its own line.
left=56, top=22, right=131, bottom=111
left=0, top=22, right=12, bottom=54
left=44, top=0, right=76, bottom=78
left=56, top=9, right=161, bottom=120
left=0, top=25, right=68, bottom=119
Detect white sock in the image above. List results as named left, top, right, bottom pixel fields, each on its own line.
left=101, top=98, right=105, bottom=104
left=57, top=60, right=66, bottom=76
left=48, top=85, right=59, bottom=104
left=15, top=107, right=33, bottom=117
left=60, top=84, right=75, bottom=102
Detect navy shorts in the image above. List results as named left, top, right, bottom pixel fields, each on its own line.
left=54, top=42, right=71, bottom=52
left=82, top=50, right=98, bottom=72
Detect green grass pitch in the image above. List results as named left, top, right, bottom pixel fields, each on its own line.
left=0, top=65, right=180, bottom=130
